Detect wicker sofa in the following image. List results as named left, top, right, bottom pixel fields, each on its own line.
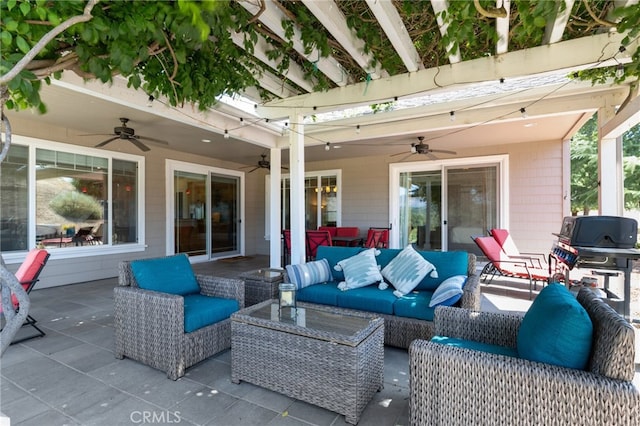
left=114, top=254, right=244, bottom=380
left=409, top=288, right=639, bottom=426
left=286, top=245, right=481, bottom=349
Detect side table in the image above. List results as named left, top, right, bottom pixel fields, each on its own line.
left=239, top=268, right=284, bottom=306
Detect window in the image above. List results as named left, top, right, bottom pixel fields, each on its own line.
left=0, top=136, right=143, bottom=254
left=279, top=170, right=341, bottom=230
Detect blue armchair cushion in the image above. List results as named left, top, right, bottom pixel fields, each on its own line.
left=431, top=336, right=519, bottom=358
left=517, top=283, right=593, bottom=370
left=416, top=251, right=468, bottom=290
left=429, top=275, right=467, bottom=307
left=381, top=245, right=438, bottom=297
left=183, top=294, right=239, bottom=333
left=131, top=254, right=200, bottom=296
left=286, top=259, right=332, bottom=289
left=334, top=248, right=384, bottom=291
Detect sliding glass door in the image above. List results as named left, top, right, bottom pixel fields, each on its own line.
left=168, top=161, right=243, bottom=260
left=392, top=156, right=507, bottom=253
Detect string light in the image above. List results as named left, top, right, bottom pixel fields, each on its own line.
left=616, top=64, right=624, bottom=78
left=224, top=129, right=230, bottom=139
left=520, top=107, right=528, bottom=118
left=449, top=111, right=456, bottom=121
left=325, top=142, right=330, bottom=151
left=356, top=124, right=361, bottom=134
left=146, top=95, right=154, bottom=107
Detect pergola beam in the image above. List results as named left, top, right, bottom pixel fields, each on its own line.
left=430, top=0, right=462, bottom=64
left=238, top=0, right=349, bottom=86
left=601, top=89, right=640, bottom=139
left=302, top=0, right=386, bottom=80
left=495, top=0, right=511, bottom=54
left=229, top=31, right=315, bottom=93
left=365, top=0, right=424, bottom=72
left=257, top=31, right=636, bottom=119
left=543, top=0, right=575, bottom=44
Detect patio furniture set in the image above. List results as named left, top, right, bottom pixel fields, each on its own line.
left=109, top=249, right=639, bottom=425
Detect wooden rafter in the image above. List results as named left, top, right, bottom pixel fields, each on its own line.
left=543, top=0, right=576, bottom=45
left=496, top=0, right=511, bottom=54
left=429, top=0, right=462, bottom=64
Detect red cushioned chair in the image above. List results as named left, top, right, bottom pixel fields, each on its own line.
left=472, top=235, right=548, bottom=299
left=1, top=249, right=50, bottom=343
left=305, top=230, right=332, bottom=261
left=282, top=229, right=292, bottom=266
left=489, top=228, right=548, bottom=269
left=364, top=227, right=389, bottom=249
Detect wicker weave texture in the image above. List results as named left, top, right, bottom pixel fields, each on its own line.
left=231, top=302, right=384, bottom=424
left=408, top=288, right=640, bottom=426
left=243, top=278, right=281, bottom=306
left=114, top=257, right=244, bottom=380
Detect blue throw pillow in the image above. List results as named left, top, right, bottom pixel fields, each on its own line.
left=429, top=275, right=467, bottom=307
left=334, top=248, right=383, bottom=291
left=517, top=283, right=593, bottom=370
left=286, top=259, right=333, bottom=290
left=130, top=254, right=200, bottom=296
left=381, top=245, right=438, bottom=297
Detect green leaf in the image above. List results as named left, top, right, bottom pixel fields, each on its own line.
left=533, top=16, right=546, bottom=28
left=19, top=1, right=31, bottom=16
left=6, top=0, right=17, bottom=11
left=4, top=19, right=19, bottom=32
left=16, top=36, right=30, bottom=54
left=1, top=31, right=13, bottom=46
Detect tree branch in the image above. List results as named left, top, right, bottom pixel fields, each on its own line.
left=581, top=0, right=616, bottom=28
left=473, top=0, right=508, bottom=19
left=0, top=0, right=100, bottom=86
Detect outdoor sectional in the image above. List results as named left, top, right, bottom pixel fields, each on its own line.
left=285, top=245, right=481, bottom=349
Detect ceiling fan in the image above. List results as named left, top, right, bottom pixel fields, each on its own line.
left=391, top=136, right=457, bottom=161
left=241, top=154, right=289, bottom=173
left=89, top=117, right=169, bottom=152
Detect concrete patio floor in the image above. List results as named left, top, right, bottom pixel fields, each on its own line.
left=1, top=255, right=638, bottom=425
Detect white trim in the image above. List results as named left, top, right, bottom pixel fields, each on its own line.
left=2, top=134, right=146, bottom=263
left=165, top=159, right=245, bottom=260
left=389, top=155, right=509, bottom=249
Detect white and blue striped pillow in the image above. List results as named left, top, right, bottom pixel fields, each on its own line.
left=382, top=245, right=438, bottom=297
left=286, top=259, right=333, bottom=289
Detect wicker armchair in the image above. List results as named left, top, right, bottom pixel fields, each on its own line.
left=409, top=288, right=639, bottom=426
left=114, top=256, right=244, bottom=380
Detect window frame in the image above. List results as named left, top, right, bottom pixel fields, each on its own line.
left=1, top=135, right=146, bottom=264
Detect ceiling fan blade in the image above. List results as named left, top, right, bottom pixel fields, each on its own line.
left=80, top=133, right=115, bottom=137
left=390, top=150, right=410, bottom=157
left=129, top=137, right=151, bottom=152
left=95, top=136, right=119, bottom=148
left=247, top=167, right=259, bottom=173
left=430, top=149, right=457, bottom=155
left=426, top=153, right=439, bottom=161
left=138, top=135, right=169, bottom=145
left=397, top=153, right=414, bottom=162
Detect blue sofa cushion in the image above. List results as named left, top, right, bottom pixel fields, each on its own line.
left=335, top=248, right=384, bottom=291
left=297, top=282, right=343, bottom=306
left=316, top=246, right=363, bottom=281
left=131, top=254, right=200, bottom=296
left=431, top=336, right=519, bottom=358
left=336, top=285, right=397, bottom=315
left=517, top=283, right=593, bottom=370
left=416, top=251, right=468, bottom=290
left=183, top=294, right=239, bottom=333
left=286, top=259, right=332, bottom=289
left=429, top=275, right=467, bottom=307
left=393, top=291, right=436, bottom=321
left=381, top=245, right=438, bottom=297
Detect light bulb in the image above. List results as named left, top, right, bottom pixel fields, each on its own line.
left=146, top=95, right=154, bottom=107
left=325, top=143, right=330, bottom=151
left=224, top=129, right=230, bottom=139
left=449, top=111, right=456, bottom=121
left=520, top=108, right=528, bottom=119
left=616, top=64, right=624, bottom=78
left=356, top=125, right=361, bottom=134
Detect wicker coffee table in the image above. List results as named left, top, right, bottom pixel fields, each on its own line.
left=238, top=268, right=284, bottom=306
left=231, top=300, right=384, bottom=424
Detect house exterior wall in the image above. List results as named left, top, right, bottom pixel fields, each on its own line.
left=4, top=116, right=567, bottom=287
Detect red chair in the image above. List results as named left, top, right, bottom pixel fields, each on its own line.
left=282, top=229, right=292, bottom=266
left=305, top=230, right=332, bottom=261
left=1, top=249, right=50, bottom=343
left=472, top=235, right=548, bottom=299
left=489, top=228, right=548, bottom=269
left=318, top=226, right=338, bottom=237
left=364, top=227, right=389, bottom=248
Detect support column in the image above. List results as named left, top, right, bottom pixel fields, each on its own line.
left=597, top=106, right=624, bottom=215
left=269, top=148, right=282, bottom=268
left=289, top=112, right=306, bottom=264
